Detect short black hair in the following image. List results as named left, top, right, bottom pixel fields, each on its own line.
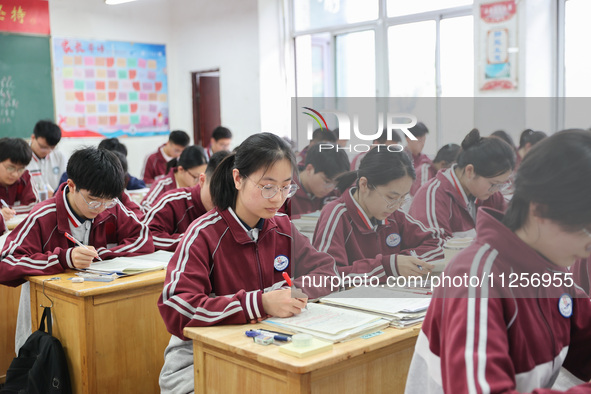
left=205, top=150, right=230, bottom=179
left=0, top=138, right=32, bottom=166
left=375, top=129, right=402, bottom=144
left=311, top=128, right=337, bottom=143
left=433, top=143, right=461, bottom=164
left=33, top=120, right=61, bottom=146
left=210, top=133, right=296, bottom=210
left=408, top=122, right=429, bottom=138
left=98, top=138, right=128, bottom=156
left=518, top=129, right=547, bottom=149
left=490, top=130, right=515, bottom=149
left=211, top=126, right=232, bottom=141
left=167, top=145, right=207, bottom=173
left=110, top=150, right=128, bottom=174
left=168, top=130, right=190, bottom=147
left=457, top=128, right=515, bottom=177
left=304, top=143, right=350, bottom=179
left=67, top=147, right=125, bottom=199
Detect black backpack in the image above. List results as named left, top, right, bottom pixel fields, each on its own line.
left=1, top=307, right=72, bottom=394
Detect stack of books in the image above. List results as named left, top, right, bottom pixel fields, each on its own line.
left=291, top=211, right=320, bottom=241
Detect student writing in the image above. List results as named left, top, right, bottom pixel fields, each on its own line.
left=144, top=151, right=229, bottom=251
left=141, top=145, right=208, bottom=211
left=313, top=147, right=442, bottom=281
left=405, top=129, right=591, bottom=393
left=409, top=128, right=515, bottom=240
left=157, top=133, right=338, bottom=394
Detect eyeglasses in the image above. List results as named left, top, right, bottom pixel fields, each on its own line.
left=1, top=162, right=26, bottom=175
left=244, top=175, right=298, bottom=199
left=33, top=137, right=55, bottom=152
left=488, top=179, right=512, bottom=193
left=79, top=190, right=117, bottom=210
left=321, top=176, right=337, bottom=190
left=371, top=185, right=409, bottom=209
left=185, top=169, right=201, bottom=181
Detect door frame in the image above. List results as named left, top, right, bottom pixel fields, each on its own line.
left=191, top=68, right=220, bottom=146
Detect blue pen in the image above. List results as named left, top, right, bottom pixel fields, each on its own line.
left=245, top=330, right=291, bottom=342
left=410, top=250, right=423, bottom=271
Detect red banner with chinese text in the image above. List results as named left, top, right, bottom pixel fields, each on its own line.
left=0, top=0, right=49, bottom=35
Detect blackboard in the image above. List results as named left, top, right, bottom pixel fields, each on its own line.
left=0, top=33, right=54, bottom=138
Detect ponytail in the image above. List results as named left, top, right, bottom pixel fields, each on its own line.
left=210, top=153, right=238, bottom=210
left=457, top=128, right=515, bottom=178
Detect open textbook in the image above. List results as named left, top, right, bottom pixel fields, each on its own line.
left=263, top=302, right=390, bottom=342
left=86, top=250, right=174, bottom=275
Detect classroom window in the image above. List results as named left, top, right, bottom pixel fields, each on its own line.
left=336, top=30, right=376, bottom=97
left=292, top=0, right=378, bottom=32
left=440, top=15, right=474, bottom=97
left=295, top=34, right=332, bottom=97
left=563, top=0, right=591, bottom=98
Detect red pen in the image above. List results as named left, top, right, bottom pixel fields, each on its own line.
left=65, top=232, right=102, bottom=261
left=282, top=271, right=293, bottom=287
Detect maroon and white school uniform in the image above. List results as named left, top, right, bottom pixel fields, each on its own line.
left=143, top=184, right=208, bottom=251
left=288, top=176, right=338, bottom=219
left=142, top=144, right=171, bottom=185
left=119, top=190, right=145, bottom=221
left=405, top=147, right=432, bottom=169
left=313, top=188, right=443, bottom=281
left=350, top=151, right=367, bottom=171
left=405, top=208, right=591, bottom=393
left=0, top=170, right=38, bottom=215
left=572, top=257, right=591, bottom=296
left=158, top=207, right=339, bottom=339
left=409, top=165, right=506, bottom=240
left=0, top=184, right=154, bottom=287
left=410, top=162, right=437, bottom=197
left=140, top=168, right=177, bottom=212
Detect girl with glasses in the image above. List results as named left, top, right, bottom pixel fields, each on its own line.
left=158, top=133, right=339, bottom=394
left=406, top=130, right=591, bottom=393
left=141, top=145, right=208, bottom=211
left=409, top=128, right=516, bottom=241
left=313, top=147, right=443, bottom=280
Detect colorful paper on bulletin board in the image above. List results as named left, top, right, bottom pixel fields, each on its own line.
left=478, top=0, right=518, bottom=91
left=53, top=38, right=169, bottom=138
left=0, top=0, right=50, bottom=35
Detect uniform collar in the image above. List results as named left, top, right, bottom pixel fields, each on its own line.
left=62, top=185, right=88, bottom=228
left=440, top=165, right=471, bottom=209
left=221, top=207, right=275, bottom=244
left=344, top=187, right=386, bottom=233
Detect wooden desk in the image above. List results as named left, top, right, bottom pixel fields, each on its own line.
left=0, top=285, right=21, bottom=383
left=184, top=323, right=420, bottom=394
left=27, top=270, right=170, bottom=393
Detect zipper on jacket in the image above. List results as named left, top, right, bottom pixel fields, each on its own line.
left=535, top=292, right=557, bottom=372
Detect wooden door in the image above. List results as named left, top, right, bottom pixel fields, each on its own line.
left=192, top=70, right=221, bottom=147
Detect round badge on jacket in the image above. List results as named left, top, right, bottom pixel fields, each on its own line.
left=274, top=255, right=289, bottom=271
left=386, top=233, right=401, bottom=247
left=558, top=293, right=573, bottom=318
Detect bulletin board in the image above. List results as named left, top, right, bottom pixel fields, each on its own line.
left=52, top=38, right=170, bottom=138
left=0, top=33, right=54, bottom=138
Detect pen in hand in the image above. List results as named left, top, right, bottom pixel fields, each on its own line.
left=1, top=199, right=9, bottom=209
left=282, top=271, right=308, bottom=310
left=64, top=232, right=102, bottom=261
left=410, top=250, right=423, bottom=271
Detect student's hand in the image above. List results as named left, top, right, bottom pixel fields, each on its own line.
left=397, top=255, right=434, bottom=278
left=71, top=246, right=99, bottom=269
left=262, top=289, right=307, bottom=318
left=47, top=189, right=54, bottom=198
left=1, top=207, right=16, bottom=221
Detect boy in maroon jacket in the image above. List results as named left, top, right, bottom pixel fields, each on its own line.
left=0, top=147, right=154, bottom=286
left=144, top=151, right=229, bottom=251
left=0, top=138, right=38, bottom=234
left=142, top=130, right=190, bottom=185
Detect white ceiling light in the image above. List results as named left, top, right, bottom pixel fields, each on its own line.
left=105, top=0, right=138, bottom=5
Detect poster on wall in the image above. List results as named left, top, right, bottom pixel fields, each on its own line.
left=478, top=0, right=518, bottom=91
left=53, top=38, right=169, bottom=138
left=0, top=0, right=50, bottom=35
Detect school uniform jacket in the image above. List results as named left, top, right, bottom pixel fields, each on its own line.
left=140, top=168, right=177, bottom=212
left=410, top=162, right=437, bottom=197
left=313, top=188, right=444, bottom=280
left=0, top=184, right=154, bottom=287
left=288, top=176, right=338, bottom=219
left=119, top=190, right=145, bottom=221
left=142, top=144, right=169, bottom=185
left=143, top=184, right=207, bottom=251
left=409, top=166, right=506, bottom=240
left=0, top=171, right=38, bottom=215
left=405, top=148, right=432, bottom=169
left=158, top=207, right=339, bottom=339
left=26, top=149, right=68, bottom=191
left=405, top=208, right=591, bottom=393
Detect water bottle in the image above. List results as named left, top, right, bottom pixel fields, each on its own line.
left=31, top=170, right=48, bottom=201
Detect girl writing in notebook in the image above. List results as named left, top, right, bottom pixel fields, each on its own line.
left=313, top=147, right=443, bottom=282
left=409, top=128, right=515, bottom=240
left=406, top=130, right=591, bottom=393
left=157, top=133, right=338, bottom=394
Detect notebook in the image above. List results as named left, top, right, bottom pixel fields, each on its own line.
left=86, top=251, right=173, bottom=275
